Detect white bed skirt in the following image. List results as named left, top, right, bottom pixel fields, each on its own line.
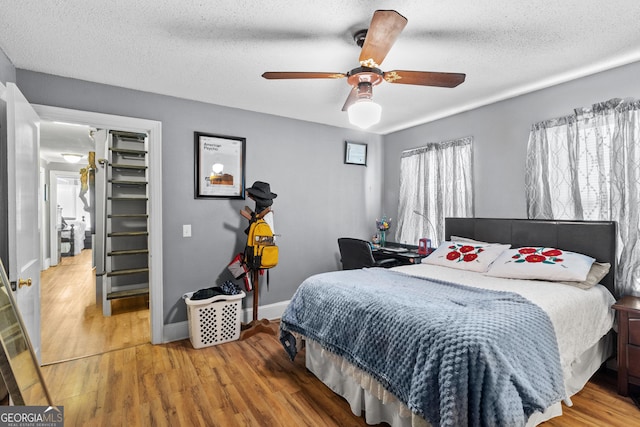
left=305, top=332, right=613, bottom=427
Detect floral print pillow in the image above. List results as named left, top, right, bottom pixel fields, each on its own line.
left=485, top=247, right=595, bottom=282
left=422, top=241, right=511, bottom=273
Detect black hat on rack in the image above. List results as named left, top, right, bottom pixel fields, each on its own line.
left=247, top=181, right=277, bottom=200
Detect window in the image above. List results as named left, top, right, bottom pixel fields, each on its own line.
left=526, top=113, right=614, bottom=220
left=526, top=98, right=640, bottom=297
left=396, top=137, right=473, bottom=247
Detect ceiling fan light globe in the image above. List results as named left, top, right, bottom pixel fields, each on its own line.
left=348, top=100, right=382, bottom=129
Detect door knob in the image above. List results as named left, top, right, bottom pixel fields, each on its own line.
left=18, top=278, right=32, bottom=288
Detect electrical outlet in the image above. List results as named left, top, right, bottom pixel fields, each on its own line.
left=183, top=224, right=192, bottom=237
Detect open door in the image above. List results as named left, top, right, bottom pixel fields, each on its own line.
left=2, top=82, right=42, bottom=361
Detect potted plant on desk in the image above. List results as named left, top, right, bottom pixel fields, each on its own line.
left=375, top=216, right=392, bottom=247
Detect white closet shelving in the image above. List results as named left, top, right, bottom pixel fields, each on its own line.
left=103, top=131, right=149, bottom=316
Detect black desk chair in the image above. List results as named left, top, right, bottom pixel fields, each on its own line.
left=337, top=238, right=399, bottom=270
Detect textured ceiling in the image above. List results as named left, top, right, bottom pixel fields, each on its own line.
left=2, top=1, right=640, bottom=136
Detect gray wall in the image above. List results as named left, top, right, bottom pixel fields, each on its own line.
left=383, top=61, right=640, bottom=229
left=15, top=70, right=383, bottom=324
left=0, top=48, right=16, bottom=270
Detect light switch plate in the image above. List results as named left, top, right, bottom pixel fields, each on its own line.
left=183, top=224, right=191, bottom=237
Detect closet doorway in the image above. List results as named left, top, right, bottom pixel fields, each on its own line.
left=35, top=105, right=163, bottom=364
left=40, top=127, right=146, bottom=364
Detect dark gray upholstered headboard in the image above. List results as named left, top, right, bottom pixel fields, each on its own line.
left=445, top=218, right=617, bottom=297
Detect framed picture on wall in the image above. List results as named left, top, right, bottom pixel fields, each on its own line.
left=345, top=141, right=367, bottom=166
left=194, top=132, right=246, bottom=199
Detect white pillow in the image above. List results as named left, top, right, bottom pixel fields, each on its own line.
left=449, top=235, right=489, bottom=245
left=422, top=241, right=511, bottom=273
left=485, top=247, right=595, bottom=282
left=557, top=262, right=610, bottom=290
left=450, top=236, right=507, bottom=245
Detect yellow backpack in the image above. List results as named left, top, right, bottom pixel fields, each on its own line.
left=245, top=218, right=278, bottom=270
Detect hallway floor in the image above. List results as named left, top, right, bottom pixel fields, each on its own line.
left=40, top=249, right=149, bottom=364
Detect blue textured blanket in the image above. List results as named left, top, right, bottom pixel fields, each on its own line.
left=280, top=268, right=565, bottom=427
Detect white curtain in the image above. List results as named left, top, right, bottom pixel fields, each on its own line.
left=526, top=98, right=640, bottom=297
left=396, top=137, right=473, bottom=247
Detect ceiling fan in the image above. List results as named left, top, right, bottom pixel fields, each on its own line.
left=262, top=10, right=466, bottom=128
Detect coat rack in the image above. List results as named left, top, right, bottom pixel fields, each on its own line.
left=240, top=206, right=276, bottom=339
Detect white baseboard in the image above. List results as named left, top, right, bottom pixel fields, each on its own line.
left=242, top=299, right=290, bottom=323
left=162, top=299, right=291, bottom=344
left=163, top=320, right=189, bottom=343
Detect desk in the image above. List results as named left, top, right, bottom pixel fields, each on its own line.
left=372, top=248, right=426, bottom=265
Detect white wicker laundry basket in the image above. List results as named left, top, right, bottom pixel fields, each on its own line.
left=184, top=291, right=245, bottom=349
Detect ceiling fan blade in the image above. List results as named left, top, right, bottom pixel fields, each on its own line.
left=341, top=87, right=358, bottom=111
left=359, top=10, right=407, bottom=68
left=262, top=72, right=346, bottom=80
left=384, top=70, right=466, bottom=87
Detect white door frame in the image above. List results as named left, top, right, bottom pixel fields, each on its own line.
left=40, top=167, right=48, bottom=270
left=34, top=104, right=163, bottom=345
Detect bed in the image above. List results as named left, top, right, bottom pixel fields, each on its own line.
left=280, top=218, right=617, bottom=427
left=60, top=219, right=87, bottom=257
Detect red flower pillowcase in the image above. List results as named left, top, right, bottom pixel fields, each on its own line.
left=485, top=247, right=595, bottom=282
left=422, top=241, right=511, bottom=273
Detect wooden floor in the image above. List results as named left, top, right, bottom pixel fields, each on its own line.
left=38, top=328, right=639, bottom=426
left=40, top=249, right=149, bottom=364
left=37, top=250, right=639, bottom=425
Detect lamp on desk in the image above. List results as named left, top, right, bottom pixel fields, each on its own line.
left=413, top=210, right=437, bottom=255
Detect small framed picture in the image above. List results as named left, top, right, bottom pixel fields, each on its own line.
left=345, top=141, right=367, bottom=166
left=194, top=132, right=246, bottom=199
